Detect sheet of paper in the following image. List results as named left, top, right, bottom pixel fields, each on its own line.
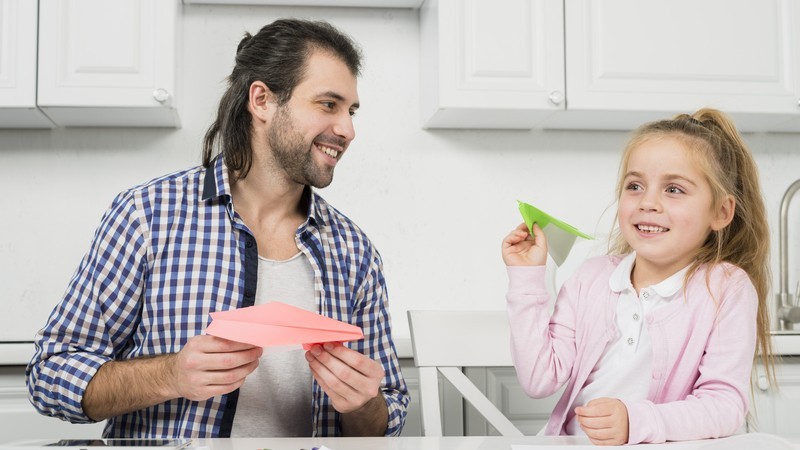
left=205, top=301, right=364, bottom=349
left=517, top=201, right=594, bottom=266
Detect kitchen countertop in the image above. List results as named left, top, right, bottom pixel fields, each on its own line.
left=2, top=334, right=800, bottom=366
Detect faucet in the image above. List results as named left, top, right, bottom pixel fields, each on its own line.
left=778, top=179, right=800, bottom=330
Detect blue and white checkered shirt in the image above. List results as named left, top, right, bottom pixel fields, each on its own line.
left=26, top=156, right=408, bottom=437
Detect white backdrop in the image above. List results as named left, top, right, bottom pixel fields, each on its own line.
left=1, top=4, right=799, bottom=353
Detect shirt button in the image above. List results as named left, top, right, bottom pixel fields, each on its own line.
left=627, top=337, right=635, bottom=345
left=245, top=289, right=255, bottom=298
left=642, top=291, right=650, bottom=299
left=633, top=313, right=640, bottom=321
left=246, top=238, right=254, bottom=248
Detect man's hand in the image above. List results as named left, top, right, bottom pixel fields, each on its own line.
left=574, top=397, right=629, bottom=446
left=166, top=334, right=262, bottom=401
left=305, top=342, right=388, bottom=436
left=83, top=335, right=262, bottom=421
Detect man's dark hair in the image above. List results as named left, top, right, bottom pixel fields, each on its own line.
left=202, top=18, right=362, bottom=179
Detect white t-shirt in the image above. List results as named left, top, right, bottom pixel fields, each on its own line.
left=565, top=253, right=688, bottom=435
left=231, top=252, right=315, bottom=437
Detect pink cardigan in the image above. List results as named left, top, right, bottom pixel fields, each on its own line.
left=506, top=255, right=757, bottom=444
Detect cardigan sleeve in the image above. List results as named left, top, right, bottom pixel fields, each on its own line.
left=506, top=265, right=579, bottom=398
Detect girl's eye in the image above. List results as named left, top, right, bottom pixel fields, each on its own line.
left=625, top=182, right=642, bottom=191
left=322, top=102, right=335, bottom=109
left=349, top=109, right=357, bottom=117
left=666, top=185, right=684, bottom=194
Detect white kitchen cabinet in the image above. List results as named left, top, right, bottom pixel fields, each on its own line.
left=544, top=0, right=800, bottom=131
left=463, top=367, right=562, bottom=436
left=420, top=0, right=565, bottom=129
left=37, top=0, right=181, bottom=127
left=0, top=366, right=105, bottom=444
left=422, top=0, right=800, bottom=132
left=750, top=357, right=800, bottom=434
left=182, top=0, right=423, bottom=6
left=0, top=0, right=56, bottom=128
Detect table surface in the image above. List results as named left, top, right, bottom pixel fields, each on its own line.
left=184, top=434, right=800, bottom=450
left=4, top=434, right=800, bottom=450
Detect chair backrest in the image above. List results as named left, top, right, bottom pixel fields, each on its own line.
left=407, top=310, right=524, bottom=437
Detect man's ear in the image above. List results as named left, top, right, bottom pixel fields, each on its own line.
left=711, top=194, right=736, bottom=231
left=247, top=81, right=273, bottom=122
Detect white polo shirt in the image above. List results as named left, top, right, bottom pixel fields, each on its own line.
left=565, top=252, right=688, bottom=435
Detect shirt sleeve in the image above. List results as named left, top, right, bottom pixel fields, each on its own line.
left=26, top=191, right=149, bottom=423
left=351, top=249, right=408, bottom=437
left=623, top=270, right=758, bottom=444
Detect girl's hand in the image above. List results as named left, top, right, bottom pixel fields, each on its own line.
left=501, top=222, right=548, bottom=266
left=574, top=397, right=629, bottom=446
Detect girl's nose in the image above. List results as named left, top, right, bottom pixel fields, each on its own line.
left=638, top=191, right=661, bottom=212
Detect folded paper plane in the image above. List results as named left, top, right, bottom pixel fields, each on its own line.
left=518, top=201, right=594, bottom=266
left=205, top=301, right=364, bottom=349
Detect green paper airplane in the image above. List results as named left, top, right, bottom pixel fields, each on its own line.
left=518, top=200, right=594, bottom=266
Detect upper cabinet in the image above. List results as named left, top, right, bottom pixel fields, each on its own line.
left=420, top=0, right=565, bottom=129
left=0, top=0, right=180, bottom=129
left=0, top=1, right=55, bottom=128
left=182, top=0, right=423, bottom=6
left=422, top=0, right=800, bottom=132
left=37, top=0, right=181, bottom=127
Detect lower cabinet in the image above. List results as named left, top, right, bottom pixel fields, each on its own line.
left=398, top=360, right=562, bottom=436
left=463, top=367, right=562, bottom=436
left=749, top=356, right=800, bottom=434
left=0, top=366, right=104, bottom=444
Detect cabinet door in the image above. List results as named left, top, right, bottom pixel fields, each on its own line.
left=420, top=0, right=565, bottom=129
left=546, top=0, right=800, bottom=131
left=0, top=367, right=105, bottom=444
left=751, top=358, right=800, bottom=434
left=0, top=0, right=55, bottom=128
left=37, top=0, right=180, bottom=127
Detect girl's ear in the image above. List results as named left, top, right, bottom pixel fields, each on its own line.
left=711, top=194, right=736, bottom=231
left=247, top=80, right=274, bottom=122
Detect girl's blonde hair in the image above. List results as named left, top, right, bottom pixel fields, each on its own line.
left=609, top=108, right=773, bottom=379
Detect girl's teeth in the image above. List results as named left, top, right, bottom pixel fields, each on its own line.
left=319, top=145, right=339, bottom=158
left=637, top=224, right=668, bottom=233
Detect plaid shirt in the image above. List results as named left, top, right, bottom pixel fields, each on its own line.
left=26, top=156, right=408, bottom=437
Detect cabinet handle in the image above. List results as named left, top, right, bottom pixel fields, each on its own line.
left=757, top=375, right=770, bottom=392
left=153, top=88, right=171, bottom=104
left=548, top=91, right=564, bottom=106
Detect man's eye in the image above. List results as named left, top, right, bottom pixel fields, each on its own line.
left=322, top=102, right=335, bottom=109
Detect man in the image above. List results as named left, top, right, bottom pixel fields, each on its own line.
left=26, top=18, right=407, bottom=438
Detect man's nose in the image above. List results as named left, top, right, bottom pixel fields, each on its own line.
left=333, top=111, right=355, bottom=142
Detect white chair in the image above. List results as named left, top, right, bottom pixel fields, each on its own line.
left=407, top=310, right=524, bottom=437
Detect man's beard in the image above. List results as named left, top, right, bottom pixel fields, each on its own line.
left=268, top=105, right=338, bottom=188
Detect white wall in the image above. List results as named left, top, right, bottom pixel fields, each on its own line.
left=1, top=4, right=799, bottom=350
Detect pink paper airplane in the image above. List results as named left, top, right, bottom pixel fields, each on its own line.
left=205, top=301, right=364, bottom=349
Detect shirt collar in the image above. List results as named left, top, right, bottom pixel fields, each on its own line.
left=609, top=252, right=689, bottom=298
left=304, top=187, right=326, bottom=228
left=201, top=155, right=231, bottom=201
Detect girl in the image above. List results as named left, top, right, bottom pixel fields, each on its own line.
left=501, top=109, right=772, bottom=445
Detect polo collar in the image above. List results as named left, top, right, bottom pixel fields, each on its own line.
left=609, top=252, right=689, bottom=298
